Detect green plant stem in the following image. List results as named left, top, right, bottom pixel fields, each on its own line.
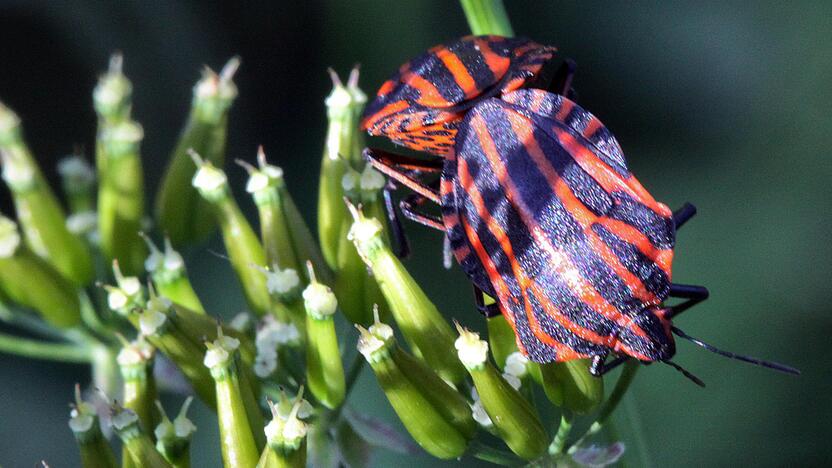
left=0, top=331, right=91, bottom=363
left=549, top=410, right=574, bottom=455
left=343, top=352, right=364, bottom=398
left=624, top=394, right=654, bottom=468
left=567, top=360, right=640, bottom=453
left=460, top=0, right=514, bottom=36
left=467, top=440, right=523, bottom=466
left=326, top=354, right=364, bottom=424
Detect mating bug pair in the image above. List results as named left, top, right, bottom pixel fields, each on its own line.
left=359, top=35, right=797, bottom=384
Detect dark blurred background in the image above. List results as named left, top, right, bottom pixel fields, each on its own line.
left=0, top=1, right=829, bottom=466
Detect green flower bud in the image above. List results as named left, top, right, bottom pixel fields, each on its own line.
left=204, top=334, right=261, bottom=467
left=96, top=118, right=147, bottom=275
left=257, top=388, right=312, bottom=468
left=93, top=54, right=132, bottom=125
left=242, top=148, right=300, bottom=273
left=0, top=215, right=81, bottom=328
left=69, top=385, right=117, bottom=468
left=487, top=312, right=518, bottom=370
left=57, top=154, right=96, bottom=214
left=191, top=153, right=280, bottom=319
left=539, top=359, right=604, bottom=414
left=302, top=262, right=344, bottom=409
left=318, top=67, right=367, bottom=269
left=111, top=405, right=172, bottom=468
left=0, top=102, right=94, bottom=286
left=154, top=398, right=196, bottom=468
left=156, top=58, right=239, bottom=246
left=141, top=234, right=205, bottom=314
left=117, top=336, right=159, bottom=436
left=358, top=314, right=475, bottom=459
left=333, top=212, right=388, bottom=326
left=456, top=326, right=547, bottom=460
left=348, top=205, right=465, bottom=383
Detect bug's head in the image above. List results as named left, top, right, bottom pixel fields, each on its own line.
left=360, top=35, right=557, bottom=157
left=618, top=307, right=677, bottom=363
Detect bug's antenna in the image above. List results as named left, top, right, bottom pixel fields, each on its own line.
left=671, top=326, right=800, bottom=375
left=663, top=360, right=706, bottom=387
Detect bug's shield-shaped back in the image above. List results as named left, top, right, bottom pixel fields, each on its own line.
left=445, top=90, right=676, bottom=363
left=361, top=36, right=556, bottom=157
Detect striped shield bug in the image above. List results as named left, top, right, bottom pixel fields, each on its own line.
left=361, top=35, right=798, bottom=383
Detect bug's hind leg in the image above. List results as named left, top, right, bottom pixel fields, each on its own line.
left=589, top=353, right=630, bottom=377
left=666, top=283, right=709, bottom=319
left=474, top=285, right=501, bottom=318
left=672, top=202, right=697, bottom=230
left=364, top=147, right=443, bottom=203
left=400, top=194, right=445, bottom=231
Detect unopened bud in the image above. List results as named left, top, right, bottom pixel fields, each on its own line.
left=348, top=204, right=465, bottom=383
left=456, top=326, right=547, bottom=460
left=0, top=215, right=82, bottom=328
left=155, top=57, right=239, bottom=246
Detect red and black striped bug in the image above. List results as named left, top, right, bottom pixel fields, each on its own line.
left=361, top=35, right=798, bottom=383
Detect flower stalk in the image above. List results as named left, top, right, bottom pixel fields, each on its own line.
left=348, top=204, right=465, bottom=383
left=94, top=57, right=147, bottom=275
left=358, top=313, right=475, bottom=459
left=302, top=262, right=344, bottom=409
left=460, top=0, right=514, bottom=36
left=456, top=325, right=548, bottom=460
left=204, top=333, right=262, bottom=467
left=156, top=58, right=239, bottom=246
left=191, top=152, right=287, bottom=320
left=0, top=102, right=94, bottom=286
left=0, top=215, right=82, bottom=328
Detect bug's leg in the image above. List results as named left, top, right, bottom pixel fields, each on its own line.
left=666, top=283, right=710, bottom=319
left=383, top=180, right=410, bottom=259
left=400, top=194, right=445, bottom=231
left=589, top=353, right=630, bottom=377
left=473, top=285, right=501, bottom=318
left=672, top=202, right=697, bottom=230
left=364, top=147, right=443, bottom=203
left=550, top=58, right=577, bottom=97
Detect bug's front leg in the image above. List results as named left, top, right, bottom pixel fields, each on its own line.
left=666, top=283, right=710, bottom=319
left=672, top=202, right=697, bottom=230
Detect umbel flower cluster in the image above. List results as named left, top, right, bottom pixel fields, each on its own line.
left=0, top=2, right=633, bottom=467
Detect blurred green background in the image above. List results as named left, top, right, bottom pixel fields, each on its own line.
left=0, top=1, right=829, bottom=466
